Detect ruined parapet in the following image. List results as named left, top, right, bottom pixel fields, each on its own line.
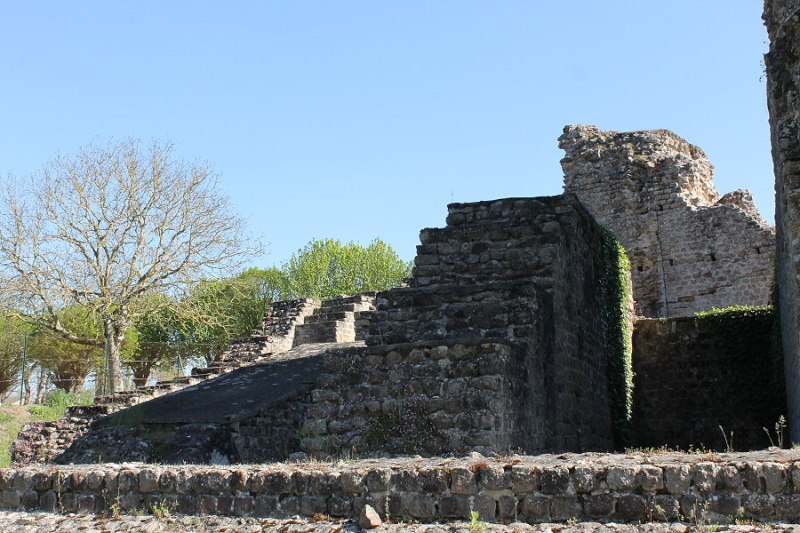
left=561, top=124, right=775, bottom=317
left=765, top=0, right=800, bottom=443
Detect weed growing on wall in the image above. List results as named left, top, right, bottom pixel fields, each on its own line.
left=596, top=227, right=634, bottom=449
left=363, top=395, right=442, bottom=454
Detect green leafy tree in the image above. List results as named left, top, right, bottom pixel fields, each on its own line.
left=282, top=238, right=410, bottom=299
left=127, top=268, right=287, bottom=386
left=0, top=315, right=30, bottom=399
left=27, top=305, right=137, bottom=394
left=0, top=138, right=261, bottom=393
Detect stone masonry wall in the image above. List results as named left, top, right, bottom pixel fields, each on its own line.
left=632, top=317, right=785, bottom=451
left=2, top=452, right=800, bottom=524
left=765, top=0, right=800, bottom=443
left=300, top=195, right=631, bottom=456
left=561, top=125, right=775, bottom=318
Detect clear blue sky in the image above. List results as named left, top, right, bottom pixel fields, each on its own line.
left=0, top=1, right=773, bottom=268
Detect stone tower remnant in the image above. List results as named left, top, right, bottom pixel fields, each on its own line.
left=765, top=0, right=800, bottom=442
left=561, top=124, right=775, bottom=318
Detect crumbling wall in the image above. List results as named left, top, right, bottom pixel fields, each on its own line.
left=765, top=0, right=800, bottom=443
left=561, top=125, right=775, bottom=318
left=302, top=195, right=632, bottom=456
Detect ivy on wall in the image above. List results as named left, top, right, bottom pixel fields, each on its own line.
left=595, top=227, right=634, bottom=449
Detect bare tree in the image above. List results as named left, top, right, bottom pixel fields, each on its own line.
left=0, top=138, right=261, bottom=393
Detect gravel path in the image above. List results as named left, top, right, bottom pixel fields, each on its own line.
left=0, top=512, right=799, bottom=533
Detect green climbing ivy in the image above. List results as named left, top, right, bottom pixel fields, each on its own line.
left=595, top=227, right=634, bottom=449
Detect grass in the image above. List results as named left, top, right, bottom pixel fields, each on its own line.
left=0, top=389, right=94, bottom=467
left=0, top=406, right=33, bottom=467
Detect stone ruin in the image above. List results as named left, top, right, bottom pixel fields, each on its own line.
left=766, top=0, right=800, bottom=443
left=561, top=125, right=775, bottom=317
left=10, top=123, right=784, bottom=465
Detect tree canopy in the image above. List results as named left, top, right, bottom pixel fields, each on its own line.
left=282, top=238, right=410, bottom=299
left=0, top=138, right=261, bottom=393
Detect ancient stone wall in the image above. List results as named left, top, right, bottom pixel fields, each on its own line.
left=561, top=125, right=775, bottom=318
left=765, top=0, right=800, bottom=443
left=300, top=195, right=632, bottom=456
left=632, top=315, right=785, bottom=451
left=2, top=452, right=800, bottom=524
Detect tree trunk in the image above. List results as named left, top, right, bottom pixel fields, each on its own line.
left=104, top=316, right=127, bottom=394
left=131, top=363, right=152, bottom=388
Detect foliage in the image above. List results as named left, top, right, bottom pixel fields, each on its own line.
left=0, top=138, right=262, bottom=393
left=0, top=315, right=31, bottom=398
left=596, top=227, right=634, bottom=449
left=282, top=238, right=410, bottom=300
left=28, top=389, right=92, bottom=422
left=26, top=306, right=108, bottom=393
left=0, top=406, right=31, bottom=468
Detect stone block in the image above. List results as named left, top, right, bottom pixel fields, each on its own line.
left=521, top=494, right=550, bottom=524
left=692, top=463, right=717, bottom=495
left=764, top=462, right=788, bottom=493
left=776, top=494, right=800, bottom=521
left=550, top=495, right=581, bottom=522
left=614, top=494, right=647, bottom=522
left=539, top=467, right=569, bottom=494
left=743, top=493, right=774, bottom=517
left=197, top=494, right=218, bottom=514
left=650, top=494, right=680, bottom=521
left=708, top=493, right=742, bottom=518
left=233, top=495, right=255, bottom=516
left=340, top=470, right=365, bottom=493
left=664, top=465, right=691, bottom=495
left=364, top=468, right=391, bottom=492
left=439, top=494, right=471, bottom=518
left=583, top=493, right=614, bottom=519
left=199, top=470, right=230, bottom=494
left=511, top=465, right=539, bottom=493
left=419, top=468, right=448, bottom=492
left=261, top=470, right=293, bottom=494
left=450, top=467, right=477, bottom=495
left=473, top=493, right=496, bottom=521
left=390, top=469, right=421, bottom=492
left=637, top=466, right=664, bottom=492
left=117, top=470, right=138, bottom=493
left=278, top=495, right=301, bottom=517
left=606, top=466, right=637, bottom=491
left=254, top=494, right=279, bottom=516
left=572, top=466, right=598, bottom=493
left=300, top=495, right=327, bottom=516
left=477, top=465, right=509, bottom=491
left=328, top=494, right=352, bottom=517
left=138, top=468, right=159, bottom=493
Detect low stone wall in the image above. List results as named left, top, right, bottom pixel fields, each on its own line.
left=2, top=452, right=800, bottom=524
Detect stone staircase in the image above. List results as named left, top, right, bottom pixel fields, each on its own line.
left=93, top=294, right=375, bottom=407
left=293, top=294, right=375, bottom=345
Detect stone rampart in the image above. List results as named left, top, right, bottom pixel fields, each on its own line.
left=2, top=452, right=800, bottom=524
left=299, top=195, right=632, bottom=456
left=561, top=125, right=775, bottom=318
left=765, top=0, right=800, bottom=444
